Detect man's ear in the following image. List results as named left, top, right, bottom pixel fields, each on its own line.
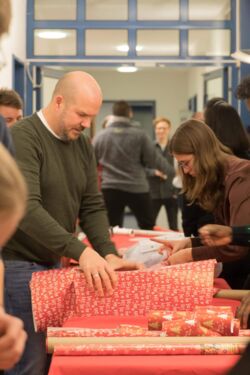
left=55, top=95, right=63, bottom=109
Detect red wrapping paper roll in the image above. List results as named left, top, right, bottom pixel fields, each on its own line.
left=149, top=306, right=240, bottom=336
left=53, top=343, right=246, bottom=356
left=31, top=260, right=216, bottom=331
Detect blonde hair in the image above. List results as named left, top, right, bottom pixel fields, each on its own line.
left=169, top=119, right=232, bottom=211
left=153, top=117, right=171, bottom=128
left=0, top=0, right=11, bottom=36
left=0, top=144, right=27, bottom=216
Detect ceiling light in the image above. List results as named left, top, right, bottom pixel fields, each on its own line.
left=136, top=45, right=143, bottom=52
left=37, top=31, right=68, bottom=39
left=117, top=66, right=138, bottom=73
left=117, top=44, right=129, bottom=52
left=231, top=50, right=250, bottom=64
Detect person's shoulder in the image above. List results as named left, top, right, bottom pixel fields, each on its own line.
left=11, top=113, right=39, bottom=134
left=225, top=156, right=250, bottom=180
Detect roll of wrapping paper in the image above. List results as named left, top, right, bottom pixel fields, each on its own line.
left=53, top=343, right=246, bottom=356
left=46, top=335, right=250, bottom=354
left=31, top=260, right=216, bottom=331
left=194, top=306, right=239, bottom=336
left=47, top=326, right=164, bottom=338
left=148, top=310, right=194, bottom=330
left=149, top=306, right=240, bottom=336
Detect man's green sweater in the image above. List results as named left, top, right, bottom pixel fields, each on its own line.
left=3, top=113, right=117, bottom=264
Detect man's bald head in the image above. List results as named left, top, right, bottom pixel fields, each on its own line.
left=44, top=71, right=103, bottom=141
left=52, top=71, right=102, bottom=106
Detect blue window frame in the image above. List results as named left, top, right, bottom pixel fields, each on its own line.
left=27, top=0, right=237, bottom=65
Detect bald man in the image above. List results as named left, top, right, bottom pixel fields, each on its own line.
left=3, top=71, right=141, bottom=375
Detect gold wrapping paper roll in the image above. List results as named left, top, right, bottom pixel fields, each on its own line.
left=46, top=335, right=250, bottom=353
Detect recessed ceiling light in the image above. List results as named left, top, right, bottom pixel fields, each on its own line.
left=117, top=66, right=138, bottom=73
left=37, top=31, right=67, bottom=39
left=136, top=45, right=143, bottom=52
left=117, top=44, right=129, bottom=52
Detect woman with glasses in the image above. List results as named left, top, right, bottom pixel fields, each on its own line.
left=154, top=119, right=250, bottom=271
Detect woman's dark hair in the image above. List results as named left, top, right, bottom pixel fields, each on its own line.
left=205, top=97, right=225, bottom=110
left=204, top=101, right=250, bottom=156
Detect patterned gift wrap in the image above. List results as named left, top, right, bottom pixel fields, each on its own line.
left=47, top=326, right=165, bottom=338
left=194, top=306, right=240, bottom=336
left=53, top=343, right=246, bottom=356
left=148, top=310, right=194, bottom=330
left=30, top=260, right=216, bottom=331
left=149, top=306, right=240, bottom=336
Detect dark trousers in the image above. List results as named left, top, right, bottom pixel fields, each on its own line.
left=152, top=197, right=178, bottom=231
left=102, top=189, right=155, bottom=230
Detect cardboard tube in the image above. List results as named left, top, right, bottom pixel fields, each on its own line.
left=214, top=290, right=249, bottom=301
left=47, top=335, right=250, bottom=353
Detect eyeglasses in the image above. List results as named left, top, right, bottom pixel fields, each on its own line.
left=177, top=159, right=192, bottom=169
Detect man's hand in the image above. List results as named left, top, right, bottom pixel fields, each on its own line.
left=199, top=224, right=232, bottom=246
left=79, top=247, right=117, bottom=297
left=105, top=254, right=144, bottom=271
left=237, top=291, right=250, bottom=329
left=0, top=309, right=27, bottom=370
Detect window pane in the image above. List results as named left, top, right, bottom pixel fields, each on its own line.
left=137, top=30, right=179, bottom=56
left=86, top=0, right=128, bottom=20
left=188, top=30, right=230, bottom=56
left=207, top=77, right=223, bottom=100
left=34, top=29, right=77, bottom=56
left=189, top=0, right=231, bottom=20
left=137, top=0, right=179, bottom=20
left=86, top=30, right=128, bottom=56
left=34, top=0, right=76, bottom=20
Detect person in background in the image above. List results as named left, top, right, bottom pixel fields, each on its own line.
left=191, top=111, right=204, bottom=121
left=0, top=89, right=23, bottom=128
left=93, top=100, right=174, bottom=230
left=146, top=117, right=178, bottom=230
left=236, top=75, right=250, bottom=111
left=204, top=100, right=250, bottom=159
left=0, top=0, right=27, bottom=371
left=101, top=114, right=113, bottom=129
left=3, top=72, right=142, bottom=375
left=153, top=120, right=250, bottom=269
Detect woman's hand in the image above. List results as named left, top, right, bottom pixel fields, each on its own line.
left=151, top=237, right=192, bottom=254
left=165, top=248, right=193, bottom=265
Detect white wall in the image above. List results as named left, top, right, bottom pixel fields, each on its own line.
left=187, top=66, right=221, bottom=111
left=70, top=67, right=188, bottom=133
left=0, top=0, right=26, bottom=87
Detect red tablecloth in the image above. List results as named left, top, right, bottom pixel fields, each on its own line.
left=48, top=288, right=242, bottom=375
